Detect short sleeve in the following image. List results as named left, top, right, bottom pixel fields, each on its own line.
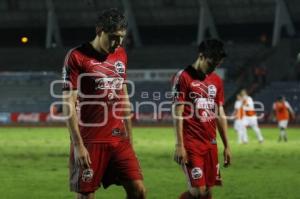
left=272, top=103, right=276, bottom=110
left=234, top=101, right=240, bottom=109
left=216, top=78, right=224, bottom=106
left=116, top=47, right=127, bottom=80
left=172, top=70, right=188, bottom=103
left=285, top=101, right=291, bottom=109
left=122, top=52, right=127, bottom=80
left=62, top=50, right=81, bottom=91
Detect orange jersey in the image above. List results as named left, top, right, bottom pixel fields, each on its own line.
left=273, top=101, right=290, bottom=121
left=236, top=107, right=244, bottom=119
left=243, top=97, right=256, bottom=117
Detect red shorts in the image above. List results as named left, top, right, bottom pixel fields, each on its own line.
left=69, top=140, right=143, bottom=193
left=183, top=144, right=222, bottom=188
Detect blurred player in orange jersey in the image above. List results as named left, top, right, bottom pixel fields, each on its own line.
left=240, top=89, right=264, bottom=143
left=232, top=93, right=247, bottom=144
left=272, top=96, right=295, bottom=142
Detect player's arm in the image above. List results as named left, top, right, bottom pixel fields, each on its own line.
left=217, top=105, right=231, bottom=167
left=286, top=102, right=295, bottom=120
left=231, top=108, right=237, bottom=121
left=173, top=103, right=188, bottom=165
left=122, top=84, right=133, bottom=144
left=269, top=103, right=276, bottom=121
left=63, top=90, right=91, bottom=168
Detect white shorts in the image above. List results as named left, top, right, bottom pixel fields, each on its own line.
left=278, top=120, right=288, bottom=128
left=243, top=116, right=258, bottom=127
left=234, top=120, right=244, bottom=131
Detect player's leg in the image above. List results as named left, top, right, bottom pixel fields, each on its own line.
left=122, top=180, right=146, bottom=199
left=235, top=120, right=243, bottom=144
left=240, top=123, right=248, bottom=144
left=69, top=143, right=110, bottom=198
left=233, top=120, right=241, bottom=143
left=179, top=147, right=219, bottom=199
left=278, top=120, right=288, bottom=142
left=279, top=127, right=286, bottom=141
left=179, top=187, right=211, bottom=199
left=278, top=122, right=282, bottom=141
left=279, top=120, right=288, bottom=142
left=250, top=117, right=264, bottom=143
left=238, top=121, right=248, bottom=144
left=107, top=141, right=145, bottom=199
left=76, top=192, right=95, bottom=199
left=242, top=119, right=249, bottom=143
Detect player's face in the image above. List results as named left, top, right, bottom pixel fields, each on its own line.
left=101, top=29, right=127, bottom=53
left=199, top=55, right=223, bottom=74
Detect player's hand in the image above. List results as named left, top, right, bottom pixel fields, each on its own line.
left=291, top=114, right=296, bottom=121
left=74, top=144, right=92, bottom=169
left=223, top=147, right=231, bottom=167
left=174, top=145, right=188, bottom=165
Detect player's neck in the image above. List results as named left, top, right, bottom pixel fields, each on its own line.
left=90, top=37, right=108, bottom=55
left=192, top=59, right=205, bottom=74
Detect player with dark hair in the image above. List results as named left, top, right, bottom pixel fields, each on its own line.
left=62, top=8, right=146, bottom=199
left=172, top=39, right=231, bottom=199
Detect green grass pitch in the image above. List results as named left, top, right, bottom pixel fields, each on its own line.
left=0, top=127, right=299, bottom=199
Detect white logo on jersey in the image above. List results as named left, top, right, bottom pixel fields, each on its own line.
left=89, top=60, right=102, bottom=66
left=191, top=81, right=201, bottom=87
left=114, top=61, right=125, bottom=74
left=208, top=85, right=217, bottom=98
left=95, top=78, right=124, bottom=90
left=191, top=167, right=203, bottom=179
left=194, top=98, right=215, bottom=109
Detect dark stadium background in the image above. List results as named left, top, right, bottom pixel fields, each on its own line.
left=0, top=0, right=299, bottom=126
left=1, top=1, right=300, bottom=199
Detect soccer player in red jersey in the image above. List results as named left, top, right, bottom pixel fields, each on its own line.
left=172, top=39, right=231, bottom=199
left=62, top=8, right=146, bottom=199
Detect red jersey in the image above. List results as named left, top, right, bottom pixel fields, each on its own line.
left=173, top=65, right=224, bottom=152
left=62, top=43, right=128, bottom=143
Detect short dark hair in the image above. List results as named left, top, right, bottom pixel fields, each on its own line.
left=277, top=95, right=284, bottom=101
left=96, top=8, right=127, bottom=33
left=198, top=39, right=226, bottom=62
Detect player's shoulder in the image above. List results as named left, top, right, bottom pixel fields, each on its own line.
left=114, top=47, right=127, bottom=58
left=63, top=46, right=81, bottom=67
left=174, top=68, right=188, bottom=82
left=115, top=46, right=126, bottom=54
left=245, top=96, right=253, bottom=102
left=65, top=44, right=87, bottom=60
left=112, top=47, right=127, bottom=63
left=208, top=72, right=222, bottom=81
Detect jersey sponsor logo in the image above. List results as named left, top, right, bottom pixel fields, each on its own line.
left=112, top=128, right=121, bottom=136
left=191, top=167, right=203, bottom=179
left=194, top=98, right=215, bottom=109
left=208, top=84, right=217, bottom=98
left=191, top=81, right=202, bottom=87
left=89, top=60, right=102, bottom=66
left=95, top=77, right=124, bottom=90
left=17, top=113, right=40, bottom=122
left=82, top=168, right=94, bottom=182
left=114, top=61, right=125, bottom=74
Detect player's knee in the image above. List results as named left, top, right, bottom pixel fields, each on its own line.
left=77, top=192, right=95, bottom=199
left=189, top=187, right=209, bottom=199
left=130, top=183, right=146, bottom=199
